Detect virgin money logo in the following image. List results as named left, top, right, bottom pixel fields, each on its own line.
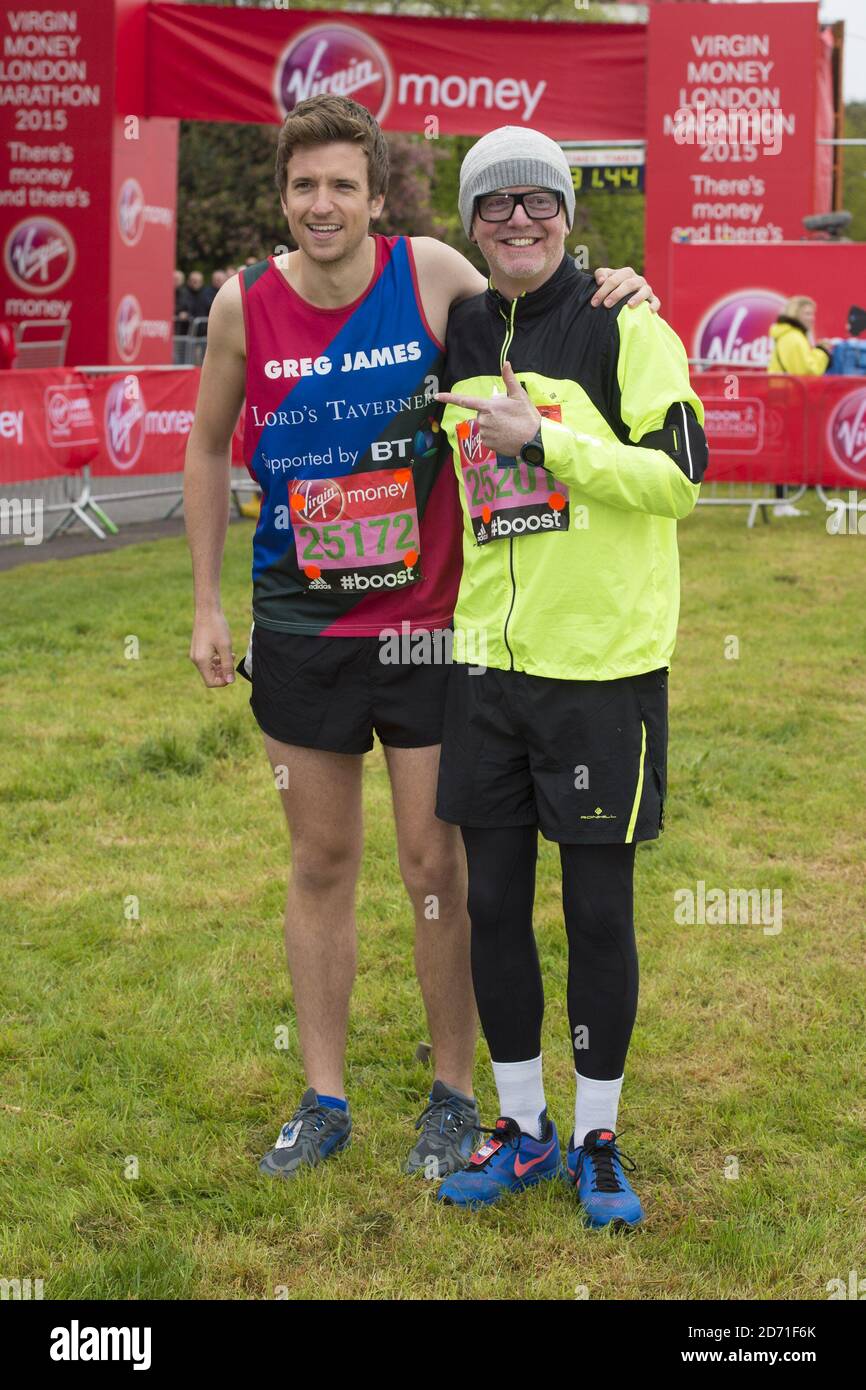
left=696, top=290, right=785, bottom=368
left=116, top=179, right=172, bottom=244
left=827, top=387, right=866, bottom=483
left=3, top=217, right=75, bottom=294
left=275, top=24, right=392, bottom=121
left=44, top=384, right=97, bottom=448
left=117, top=178, right=145, bottom=247
left=458, top=419, right=493, bottom=464
left=290, top=478, right=345, bottom=523
left=104, top=377, right=146, bottom=472
left=116, top=295, right=142, bottom=363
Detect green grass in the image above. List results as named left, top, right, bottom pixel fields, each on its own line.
left=1, top=500, right=865, bottom=1300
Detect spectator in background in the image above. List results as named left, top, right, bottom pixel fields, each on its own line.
left=184, top=271, right=211, bottom=324
left=173, top=268, right=190, bottom=336
left=203, top=269, right=227, bottom=313
left=768, top=296, right=832, bottom=376
left=767, top=295, right=832, bottom=517
left=225, top=265, right=238, bottom=278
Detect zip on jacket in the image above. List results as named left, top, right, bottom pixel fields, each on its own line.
left=440, top=253, right=708, bottom=682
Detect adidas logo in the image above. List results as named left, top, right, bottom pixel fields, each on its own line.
left=308, top=577, right=331, bottom=590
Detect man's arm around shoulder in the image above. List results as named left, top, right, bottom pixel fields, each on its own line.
left=410, top=237, right=487, bottom=309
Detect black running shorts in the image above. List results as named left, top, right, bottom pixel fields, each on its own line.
left=435, top=663, right=668, bottom=844
left=238, top=623, right=452, bottom=753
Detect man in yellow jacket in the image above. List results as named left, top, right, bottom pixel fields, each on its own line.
left=432, top=126, right=707, bottom=1227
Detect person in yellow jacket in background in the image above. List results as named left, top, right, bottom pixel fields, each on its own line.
left=767, top=295, right=833, bottom=515
left=768, top=295, right=833, bottom=376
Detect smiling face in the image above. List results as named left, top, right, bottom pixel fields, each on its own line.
left=471, top=186, right=568, bottom=298
left=280, top=142, right=384, bottom=267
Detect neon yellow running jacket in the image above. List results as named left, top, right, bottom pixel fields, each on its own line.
left=440, top=254, right=707, bottom=680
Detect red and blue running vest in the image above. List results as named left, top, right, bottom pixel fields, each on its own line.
left=239, top=235, right=461, bottom=635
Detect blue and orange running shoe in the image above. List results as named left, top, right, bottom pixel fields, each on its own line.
left=564, top=1128, right=644, bottom=1230
left=437, top=1113, right=560, bottom=1209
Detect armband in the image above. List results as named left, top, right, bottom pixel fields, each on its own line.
left=637, top=402, right=708, bottom=484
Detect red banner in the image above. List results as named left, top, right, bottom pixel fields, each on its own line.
left=0, top=1, right=177, bottom=367
left=645, top=2, right=826, bottom=307
left=0, top=0, right=115, bottom=365
left=4, top=365, right=864, bottom=492
left=695, top=371, right=866, bottom=488
left=144, top=4, right=646, bottom=141
left=0, top=366, right=248, bottom=482
left=0, top=367, right=97, bottom=481
left=108, top=111, right=178, bottom=367
left=668, top=242, right=866, bottom=368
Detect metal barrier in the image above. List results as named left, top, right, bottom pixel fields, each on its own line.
left=0, top=463, right=256, bottom=546
left=0, top=469, right=116, bottom=544
left=13, top=320, right=71, bottom=368
left=4, top=358, right=254, bottom=543
left=173, top=317, right=210, bottom=367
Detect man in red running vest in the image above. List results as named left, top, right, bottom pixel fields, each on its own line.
left=184, top=94, right=659, bottom=1181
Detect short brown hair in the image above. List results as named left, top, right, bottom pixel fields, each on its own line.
left=274, top=94, right=389, bottom=201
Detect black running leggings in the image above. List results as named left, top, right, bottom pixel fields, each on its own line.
left=461, top=826, right=638, bottom=1079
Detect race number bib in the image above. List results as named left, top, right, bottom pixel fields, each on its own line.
left=288, top=466, right=421, bottom=594
left=455, top=404, right=569, bottom=544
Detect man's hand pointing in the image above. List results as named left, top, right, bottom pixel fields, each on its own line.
left=436, top=361, right=542, bottom=458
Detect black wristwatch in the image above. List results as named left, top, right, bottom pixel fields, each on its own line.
left=519, top=425, right=545, bottom=467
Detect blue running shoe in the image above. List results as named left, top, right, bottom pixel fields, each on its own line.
left=259, top=1088, right=352, bottom=1178
left=564, top=1128, right=644, bottom=1229
left=437, top=1113, right=560, bottom=1209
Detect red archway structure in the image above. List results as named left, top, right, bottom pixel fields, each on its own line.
left=0, top=1, right=839, bottom=367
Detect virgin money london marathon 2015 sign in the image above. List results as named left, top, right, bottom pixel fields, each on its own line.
left=644, top=1, right=832, bottom=307
left=0, top=3, right=829, bottom=370
left=0, top=1, right=178, bottom=367
left=144, top=5, right=645, bottom=140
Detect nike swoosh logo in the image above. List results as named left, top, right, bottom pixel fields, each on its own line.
left=513, top=1142, right=556, bottom=1179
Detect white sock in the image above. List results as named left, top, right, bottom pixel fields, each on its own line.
left=574, top=1071, right=623, bottom=1147
left=491, top=1054, right=545, bottom=1139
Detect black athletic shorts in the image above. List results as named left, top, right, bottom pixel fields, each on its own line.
left=237, top=624, right=452, bottom=753
left=435, top=663, right=668, bottom=844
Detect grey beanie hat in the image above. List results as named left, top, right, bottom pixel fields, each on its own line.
left=458, top=126, right=575, bottom=238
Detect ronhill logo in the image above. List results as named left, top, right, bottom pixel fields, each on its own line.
left=275, top=24, right=392, bottom=120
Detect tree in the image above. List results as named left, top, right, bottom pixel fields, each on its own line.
left=173, top=0, right=644, bottom=271
left=841, top=104, right=866, bottom=245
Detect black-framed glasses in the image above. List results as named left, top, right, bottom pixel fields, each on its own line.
left=475, top=189, right=563, bottom=222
